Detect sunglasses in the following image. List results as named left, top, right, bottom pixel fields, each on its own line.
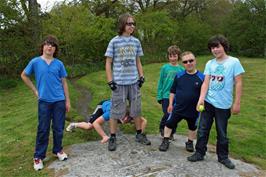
left=182, top=59, right=194, bottom=64
left=44, top=41, right=56, bottom=47
left=126, top=22, right=136, bottom=26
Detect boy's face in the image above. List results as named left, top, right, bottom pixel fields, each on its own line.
left=211, top=44, right=226, bottom=59
left=123, top=17, right=135, bottom=35
left=168, top=53, right=178, bottom=63
left=43, top=42, right=56, bottom=57
left=182, top=53, right=196, bottom=73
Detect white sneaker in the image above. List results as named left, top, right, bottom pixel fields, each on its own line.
left=57, top=151, right=68, bottom=161
left=33, top=158, right=43, bottom=171
left=66, top=123, right=76, bottom=132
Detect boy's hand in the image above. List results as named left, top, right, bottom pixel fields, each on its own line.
left=33, top=90, right=38, bottom=98
left=108, top=81, right=117, bottom=91
left=196, top=100, right=204, bottom=112
left=167, top=105, right=173, bottom=113
left=231, top=103, right=240, bottom=114
left=138, top=76, right=145, bottom=88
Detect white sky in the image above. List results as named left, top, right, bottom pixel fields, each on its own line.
left=37, top=0, right=64, bottom=12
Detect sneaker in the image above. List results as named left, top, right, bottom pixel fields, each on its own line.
left=159, top=138, right=170, bottom=151
left=218, top=158, right=235, bottom=169
left=66, top=123, right=76, bottom=132
left=187, top=152, right=204, bottom=162
left=136, top=133, right=151, bottom=145
left=57, top=151, right=68, bottom=161
left=185, top=141, right=194, bottom=152
left=108, top=136, right=116, bottom=151
left=33, top=158, right=43, bottom=171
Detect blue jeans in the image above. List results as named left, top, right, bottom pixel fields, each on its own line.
left=195, top=101, right=231, bottom=161
left=159, top=98, right=176, bottom=134
left=34, top=100, right=66, bottom=159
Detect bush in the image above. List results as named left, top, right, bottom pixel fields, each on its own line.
left=0, top=78, right=18, bottom=89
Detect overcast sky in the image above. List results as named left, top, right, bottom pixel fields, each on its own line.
left=37, top=0, right=64, bottom=12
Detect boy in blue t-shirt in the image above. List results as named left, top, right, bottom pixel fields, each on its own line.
left=21, top=35, right=70, bottom=171
left=187, top=35, right=245, bottom=169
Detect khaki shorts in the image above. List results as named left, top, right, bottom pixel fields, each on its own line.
left=110, top=83, right=141, bottom=119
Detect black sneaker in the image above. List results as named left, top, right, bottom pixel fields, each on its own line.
left=136, top=133, right=151, bottom=145
left=218, top=158, right=235, bottom=169
left=185, top=141, right=194, bottom=152
left=108, top=136, right=116, bottom=151
left=187, top=152, right=204, bottom=162
left=159, top=138, right=170, bottom=151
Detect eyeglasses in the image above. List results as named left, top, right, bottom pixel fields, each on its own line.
left=126, top=22, right=136, bottom=26
left=182, top=59, right=194, bottom=64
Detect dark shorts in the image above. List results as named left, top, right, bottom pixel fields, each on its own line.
left=165, top=110, right=198, bottom=131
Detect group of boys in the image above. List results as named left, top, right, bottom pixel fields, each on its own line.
left=21, top=13, right=244, bottom=171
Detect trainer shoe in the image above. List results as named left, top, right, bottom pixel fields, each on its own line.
left=57, top=151, right=68, bottom=161
left=108, top=136, right=117, bottom=151
left=66, top=123, right=76, bottom=132
left=185, top=141, right=194, bottom=152
left=159, top=138, right=170, bottom=151
left=218, top=158, right=235, bottom=169
left=187, top=152, right=204, bottom=162
left=136, top=133, right=151, bottom=145
left=33, top=158, right=43, bottom=171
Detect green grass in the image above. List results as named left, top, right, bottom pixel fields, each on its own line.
left=0, top=57, right=265, bottom=176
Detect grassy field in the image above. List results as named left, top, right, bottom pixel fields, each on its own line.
left=0, top=56, right=265, bottom=176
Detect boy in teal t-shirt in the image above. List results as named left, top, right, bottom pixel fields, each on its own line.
left=157, top=45, right=184, bottom=137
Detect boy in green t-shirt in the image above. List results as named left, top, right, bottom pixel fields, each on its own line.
left=157, top=45, right=184, bottom=138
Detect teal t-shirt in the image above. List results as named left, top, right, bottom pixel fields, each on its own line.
left=157, top=63, right=184, bottom=100
left=204, top=56, right=245, bottom=109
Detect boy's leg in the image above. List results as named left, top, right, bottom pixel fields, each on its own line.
left=51, top=100, right=66, bottom=155
left=34, top=101, right=52, bottom=160
left=140, top=117, right=147, bottom=132
left=194, top=101, right=215, bottom=156
left=159, top=99, right=169, bottom=134
left=214, top=108, right=231, bottom=161
left=92, top=116, right=109, bottom=143
left=185, top=117, right=198, bottom=152
left=76, top=122, right=93, bottom=130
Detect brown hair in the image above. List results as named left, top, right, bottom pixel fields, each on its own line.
left=167, top=45, right=181, bottom=61
left=208, top=34, right=229, bottom=52
left=39, top=35, right=59, bottom=57
left=180, top=51, right=195, bottom=59
left=118, top=13, right=135, bottom=35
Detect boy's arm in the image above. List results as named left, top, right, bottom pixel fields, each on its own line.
left=105, top=57, right=113, bottom=82
left=232, top=74, right=243, bottom=114
left=136, top=57, right=144, bottom=77
left=21, top=71, right=38, bottom=98
left=62, top=78, right=71, bottom=112
left=167, top=93, right=175, bottom=113
left=197, top=74, right=210, bottom=110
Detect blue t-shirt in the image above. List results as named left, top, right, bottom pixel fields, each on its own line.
left=204, top=56, right=245, bottom=109
left=24, top=56, right=67, bottom=102
left=105, top=35, right=144, bottom=85
left=170, top=70, right=204, bottom=118
left=102, top=100, right=111, bottom=121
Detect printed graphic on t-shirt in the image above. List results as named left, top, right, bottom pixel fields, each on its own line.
left=119, top=45, right=136, bottom=68
left=210, top=65, right=225, bottom=91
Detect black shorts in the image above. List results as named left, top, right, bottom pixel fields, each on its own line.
left=165, top=111, right=198, bottom=131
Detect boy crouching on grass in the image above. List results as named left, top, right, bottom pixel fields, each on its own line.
left=21, top=35, right=70, bottom=171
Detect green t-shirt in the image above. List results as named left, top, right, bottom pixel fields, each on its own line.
left=157, top=63, right=184, bottom=100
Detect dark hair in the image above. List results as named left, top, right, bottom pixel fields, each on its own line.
left=167, top=45, right=181, bottom=61
left=208, top=34, right=229, bottom=52
left=40, top=35, right=59, bottom=57
left=118, top=13, right=135, bottom=35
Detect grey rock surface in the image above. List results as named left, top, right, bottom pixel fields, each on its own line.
left=48, top=135, right=264, bottom=177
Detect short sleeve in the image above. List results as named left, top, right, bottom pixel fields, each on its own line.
left=234, top=59, right=245, bottom=76
left=203, top=60, right=211, bottom=75
left=24, top=59, right=35, bottom=76
left=105, top=40, right=114, bottom=58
